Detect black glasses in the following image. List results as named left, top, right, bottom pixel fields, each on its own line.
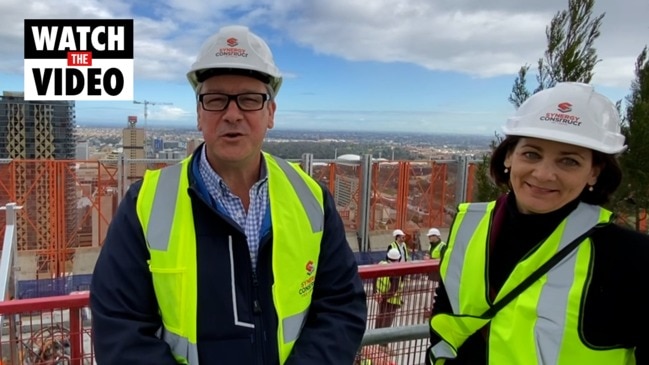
left=198, top=92, right=270, bottom=111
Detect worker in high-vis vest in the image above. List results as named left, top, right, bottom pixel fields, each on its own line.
left=387, top=229, right=410, bottom=262
left=425, top=228, right=446, bottom=260
left=374, top=248, right=405, bottom=330
left=427, top=82, right=649, bottom=364
left=90, top=25, right=367, bottom=365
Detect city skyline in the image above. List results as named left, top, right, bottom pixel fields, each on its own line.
left=1, top=1, right=648, bottom=135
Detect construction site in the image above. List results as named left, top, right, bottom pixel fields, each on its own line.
left=0, top=92, right=481, bottom=364
left=0, top=153, right=478, bottom=278
left=0, top=154, right=473, bottom=364
left=2, top=92, right=645, bottom=364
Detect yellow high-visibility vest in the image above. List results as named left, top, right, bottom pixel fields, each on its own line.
left=136, top=153, right=324, bottom=364
left=375, top=261, right=403, bottom=306
left=388, top=242, right=409, bottom=261
left=429, top=201, right=635, bottom=365
left=429, top=242, right=446, bottom=259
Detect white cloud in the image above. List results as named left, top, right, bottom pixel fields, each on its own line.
left=270, top=3, right=549, bottom=79
left=1, top=0, right=647, bottom=89
left=592, top=56, right=641, bottom=89
left=264, top=0, right=648, bottom=86
left=148, top=105, right=193, bottom=121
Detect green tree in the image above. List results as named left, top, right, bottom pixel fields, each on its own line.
left=508, top=0, right=604, bottom=104
left=615, top=47, right=649, bottom=230
left=474, top=0, right=605, bottom=202
left=474, top=134, right=507, bottom=201
left=509, top=65, right=532, bottom=109
left=535, top=0, right=604, bottom=90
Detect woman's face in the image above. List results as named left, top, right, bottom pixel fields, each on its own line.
left=504, top=137, right=600, bottom=214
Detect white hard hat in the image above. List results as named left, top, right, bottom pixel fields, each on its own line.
left=392, top=229, right=405, bottom=238
left=187, top=25, right=283, bottom=95
left=502, top=82, right=626, bottom=154
left=427, top=228, right=441, bottom=237
left=387, top=248, right=401, bottom=260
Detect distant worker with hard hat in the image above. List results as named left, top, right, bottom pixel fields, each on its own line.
left=374, top=248, right=405, bottom=331
left=425, top=228, right=446, bottom=260
left=387, top=229, right=409, bottom=262
left=91, top=25, right=366, bottom=365
left=427, top=82, right=649, bottom=364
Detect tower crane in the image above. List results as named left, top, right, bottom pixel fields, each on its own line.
left=133, top=99, right=173, bottom=156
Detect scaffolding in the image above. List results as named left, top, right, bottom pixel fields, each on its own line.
left=0, top=144, right=477, bottom=278
left=0, top=92, right=77, bottom=275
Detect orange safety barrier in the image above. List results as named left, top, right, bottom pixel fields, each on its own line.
left=0, top=157, right=462, bottom=278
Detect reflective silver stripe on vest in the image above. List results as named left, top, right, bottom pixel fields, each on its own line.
left=533, top=203, right=601, bottom=364
left=282, top=309, right=308, bottom=344
left=146, top=163, right=183, bottom=251
left=273, top=157, right=324, bottom=233
left=158, top=327, right=199, bottom=365
left=445, top=203, right=489, bottom=313
left=272, top=156, right=319, bottom=343
left=430, top=340, right=456, bottom=361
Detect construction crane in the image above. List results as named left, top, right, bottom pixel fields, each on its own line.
left=133, top=99, right=173, bottom=156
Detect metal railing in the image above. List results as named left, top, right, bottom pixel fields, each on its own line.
left=0, top=293, right=91, bottom=365
left=0, top=203, right=21, bottom=302
left=0, top=203, right=22, bottom=365
left=0, top=251, right=439, bottom=365
left=358, top=260, right=438, bottom=364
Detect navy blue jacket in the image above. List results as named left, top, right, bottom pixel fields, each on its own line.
left=90, top=150, right=367, bottom=364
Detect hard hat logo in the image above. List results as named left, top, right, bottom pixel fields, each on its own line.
left=539, top=112, right=582, bottom=126
left=217, top=37, right=247, bottom=57
left=557, top=102, right=572, bottom=113
left=214, top=47, right=248, bottom=58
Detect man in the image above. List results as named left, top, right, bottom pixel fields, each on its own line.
left=425, top=228, right=445, bottom=307
left=90, top=25, right=367, bottom=365
left=426, top=228, right=446, bottom=260
left=387, top=229, right=409, bottom=262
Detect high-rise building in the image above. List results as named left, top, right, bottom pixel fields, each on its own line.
left=76, top=141, right=89, bottom=160
left=0, top=91, right=78, bottom=273
left=187, top=138, right=204, bottom=156
left=122, top=116, right=145, bottom=183
left=0, top=91, right=76, bottom=159
left=153, top=137, right=164, bottom=153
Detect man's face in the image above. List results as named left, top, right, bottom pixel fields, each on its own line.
left=428, top=235, right=440, bottom=244
left=197, top=74, right=275, bottom=170
left=396, top=235, right=405, bottom=243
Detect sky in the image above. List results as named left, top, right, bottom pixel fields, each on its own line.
left=0, top=0, right=647, bottom=135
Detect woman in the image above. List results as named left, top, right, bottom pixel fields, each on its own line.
left=427, top=82, right=649, bottom=365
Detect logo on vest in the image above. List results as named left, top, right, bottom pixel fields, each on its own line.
left=299, top=260, right=316, bottom=296
left=305, top=260, right=315, bottom=275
